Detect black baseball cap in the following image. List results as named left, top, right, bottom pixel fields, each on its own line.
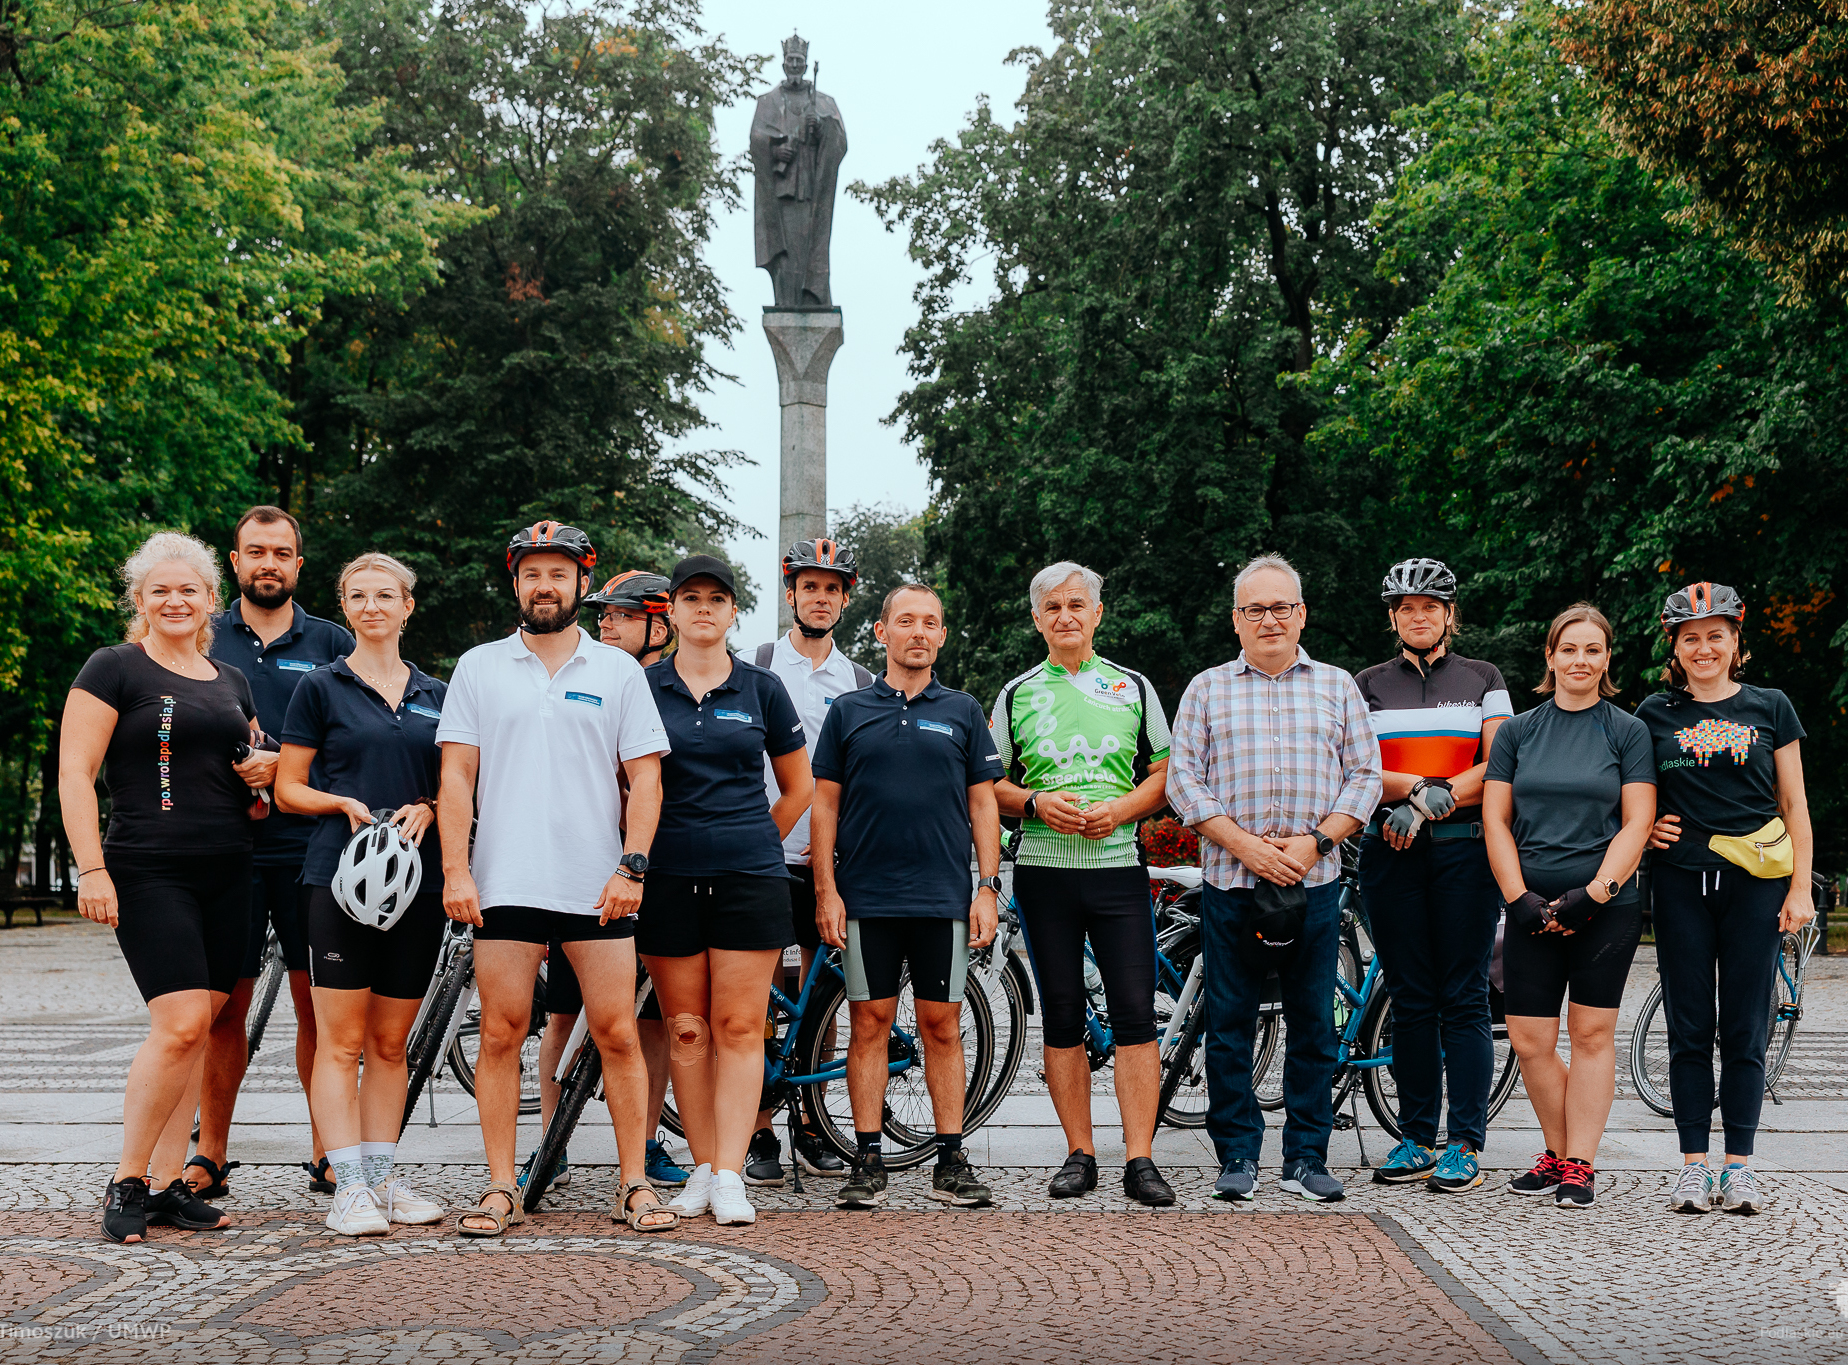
left=667, top=554, right=738, bottom=596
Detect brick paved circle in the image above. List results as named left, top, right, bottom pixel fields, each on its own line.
left=0, top=1256, right=99, bottom=1314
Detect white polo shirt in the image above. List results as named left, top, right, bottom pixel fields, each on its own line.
left=437, top=627, right=669, bottom=915
left=758, top=632, right=868, bottom=865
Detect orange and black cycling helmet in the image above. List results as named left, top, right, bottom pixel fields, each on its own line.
left=1661, top=581, right=1745, bottom=634
left=584, top=569, right=670, bottom=613
left=781, top=537, right=857, bottom=588
left=507, top=520, right=597, bottom=574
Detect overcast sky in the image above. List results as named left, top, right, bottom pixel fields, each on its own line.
left=681, top=1, right=1056, bottom=645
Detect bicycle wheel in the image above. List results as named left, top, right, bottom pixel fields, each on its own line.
left=1627, top=981, right=1675, bottom=1118
left=401, top=957, right=473, bottom=1135
left=1156, top=988, right=1236, bottom=1130
left=523, top=1043, right=601, bottom=1213
left=1257, top=937, right=1359, bottom=1111
left=879, top=973, right=998, bottom=1159
left=796, top=977, right=945, bottom=1171
left=1358, top=994, right=1521, bottom=1140
left=1764, top=931, right=1803, bottom=1090
left=1484, top=1041, right=1522, bottom=1126
left=963, top=953, right=1029, bottom=1133
left=245, top=936, right=286, bottom=1058
left=446, top=971, right=547, bottom=1115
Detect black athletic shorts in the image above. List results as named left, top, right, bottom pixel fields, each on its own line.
left=305, top=885, right=447, bottom=1000
left=241, top=862, right=310, bottom=976
left=107, top=850, right=251, bottom=1002
left=787, top=864, right=821, bottom=951
left=845, top=916, right=969, bottom=1004
left=1015, top=864, right=1158, bottom=1050
left=1501, top=895, right=1644, bottom=1016
left=636, top=873, right=794, bottom=958
left=476, top=905, right=636, bottom=946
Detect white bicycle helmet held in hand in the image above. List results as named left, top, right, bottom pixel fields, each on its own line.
left=331, top=809, right=423, bottom=931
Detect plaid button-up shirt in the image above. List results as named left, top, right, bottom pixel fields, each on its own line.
left=1166, top=648, right=1383, bottom=890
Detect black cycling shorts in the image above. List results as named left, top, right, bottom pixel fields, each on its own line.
left=241, top=862, right=310, bottom=976
left=636, top=873, right=794, bottom=958
left=1015, top=864, right=1157, bottom=1050
left=476, top=905, right=636, bottom=946
left=1501, top=895, right=1644, bottom=1016
left=786, top=864, right=822, bottom=951
left=845, top=916, right=969, bottom=1004
left=107, top=851, right=251, bottom=1002
left=305, top=885, right=447, bottom=1000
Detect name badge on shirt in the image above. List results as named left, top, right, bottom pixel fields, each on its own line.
left=714, top=709, right=753, bottom=723
left=406, top=703, right=442, bottom=719
left=564, top=692, right=602, bottom=707
left=276, top=659, right=315, bottom=672
left=918, top=720, right=956, bottom=737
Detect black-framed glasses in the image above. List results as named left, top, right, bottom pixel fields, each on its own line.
left=1236, top=602, right=1302, bottom=623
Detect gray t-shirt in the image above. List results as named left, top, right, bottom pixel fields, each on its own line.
left=1484, top=698, right=1655, bottom=900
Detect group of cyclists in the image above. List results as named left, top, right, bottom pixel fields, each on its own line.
left=60, top=506, right=1815, bottom=1244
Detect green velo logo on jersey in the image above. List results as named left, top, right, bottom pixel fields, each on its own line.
left=1019, top=670, right=1140, bottom=797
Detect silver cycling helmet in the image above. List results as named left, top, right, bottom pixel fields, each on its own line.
left=1381, top=557, right=1457, bottom=604
left=331, top=810, right=423, bottom=931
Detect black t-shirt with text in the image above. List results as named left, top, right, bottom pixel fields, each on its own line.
left=1636, top=684, right=1806, bottom=870
left=71, top=643, right=258, bottom=854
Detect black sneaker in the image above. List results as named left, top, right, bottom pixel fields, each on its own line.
left=930, top=1150, right=992, bottom=1207
left=1555, top=1159, right=1596, bottom=1209
left=1123, top=1157, right=1176, bottom=1207
left=1048, top=1149, right=1098, bottom=1199
left=743, top=1127, right=785, bottom=1188
left=102, top=1176, right=149, bottom=1244
left=1509, top=1151, right=1563, bottom=1197
left=792, top=1124, right=845, bottom=1176
left=146, top=1178, right=229, bottom=1230
left=837, top=1152, right=888, bottom=1208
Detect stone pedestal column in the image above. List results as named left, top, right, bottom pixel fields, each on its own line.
left=762, top=306, right=844, bottom=631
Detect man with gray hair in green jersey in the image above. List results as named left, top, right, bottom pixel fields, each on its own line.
left=989, top=562, right=1176, bottom=1205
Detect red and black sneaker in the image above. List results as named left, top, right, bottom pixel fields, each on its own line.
left=1554, top=1158, right=1596, bottom=1209
left=1508, top=1151, right=1563, bottom=1196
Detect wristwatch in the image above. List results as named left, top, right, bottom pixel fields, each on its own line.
left=1023, top=792, right=1039, bottom=822
left=1311, top=829, right=1336, bottom=858
left=1597, top=877, right=1620, bottom=900
left=617, top=852, right=650, bottom=881
left=975, top=876, right=1003, bottom=894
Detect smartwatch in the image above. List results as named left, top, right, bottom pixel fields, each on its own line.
left=1023, top=792, right=1039, bottom=822
left=975, top=876, right=1003, bottom=894
left=1311, top=829, right=1336, bottom=858
left=617, top=852, right=650, bottom=881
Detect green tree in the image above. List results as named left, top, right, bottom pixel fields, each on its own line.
left=828, top=503, right=933, bottom=672
left=1307, top=3, right=1848, bottom=847
left=276, top=0, right=760, bottom=670
left=857, top=0, right=1466, bottom=703
left=1559, top=0, right=1848, bottom=302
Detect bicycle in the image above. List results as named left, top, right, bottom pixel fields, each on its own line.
left=1628, top=873, right=1826, bottom=1116
left=521, top=944, right=998, bottom=1211
left=398, top=921, right=547, bottom=1135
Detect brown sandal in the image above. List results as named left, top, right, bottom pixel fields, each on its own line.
left=455, top=1182, right=525, bottom=1237
left=618, top=1179, right=679, bottom=1234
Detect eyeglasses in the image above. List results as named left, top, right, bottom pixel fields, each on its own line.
left=344, top=591, right=402, bottom=609
left=1236, top=602, right=1301, bottom=622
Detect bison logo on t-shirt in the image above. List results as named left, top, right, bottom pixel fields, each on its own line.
left=1674, top=718, right=1757, bottom=767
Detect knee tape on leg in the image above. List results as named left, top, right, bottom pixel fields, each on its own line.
left=667, top=1013, right=710, bottom=1064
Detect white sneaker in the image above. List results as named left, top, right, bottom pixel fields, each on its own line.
left=666, top=1163, right=713, bottom=1218
left=374, top=1177, right=444, bottom=1225
left=710, top=1169, right=756, bottom=1226
left=326, top=1184, right=390, bottom=1236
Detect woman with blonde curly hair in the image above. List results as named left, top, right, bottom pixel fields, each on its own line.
left=60, top=530, right=272, bottom=1243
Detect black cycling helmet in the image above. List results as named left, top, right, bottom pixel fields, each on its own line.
left=507, top=520, right=597, bottom=575
left=782, top=537, right=857, bottom=588
left=585, top=569, right=670, bottom=613
left=1381, top=557, right=1457, bottom=604
left=1661, top=581, right=1745, bottom=634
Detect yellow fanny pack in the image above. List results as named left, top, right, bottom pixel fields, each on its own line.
left=1708, top=818, right=1794, bottom=879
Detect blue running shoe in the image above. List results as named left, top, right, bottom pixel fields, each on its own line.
left=515, top=1146, right=569, bottom=1192
left=1372, top=1138, right=1437, bottom=1185
left=646, top=1137, right=691, bottom=1188
left=1426, top=1142, right=1483, bottom=1194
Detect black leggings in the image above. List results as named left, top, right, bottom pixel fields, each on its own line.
left=1652, top=864, right=1786, bottom=1156
left=106, top=850, right=252, bottom=1001
left=1014, top=864, right=1156, bottom=1049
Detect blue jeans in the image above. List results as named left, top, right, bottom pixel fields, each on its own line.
left=1357, top=834, right=1498, bottom=1150
left=1202, top=880, right=1341, bottom=1166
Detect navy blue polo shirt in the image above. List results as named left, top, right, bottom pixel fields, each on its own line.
left=210, top=602, right=356, bottom=864
left=278, top=659, right=448, bottom=887
left=811, top=673, right=1003, bottom=919
left=646, top=655, right=806, bottom=878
